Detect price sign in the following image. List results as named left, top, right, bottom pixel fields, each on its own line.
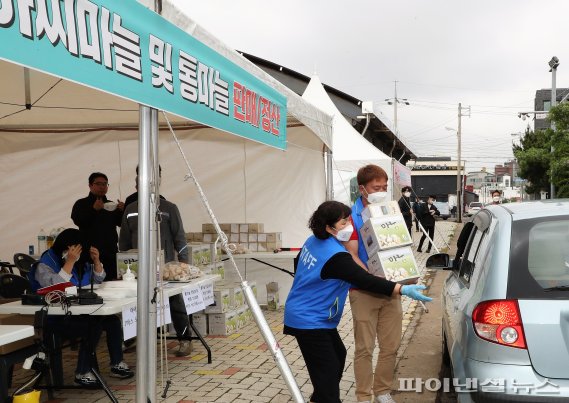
left=122, top=302, right=137, bottom=340
left=156, top=293, right=172, bottom=326
left=182, top=284, right=205, bottom=314
left=200, top=281, right=215, bottom=306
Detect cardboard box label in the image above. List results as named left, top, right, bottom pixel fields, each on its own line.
left=360, top=216, right=412, bottom=256
left=362, top=201, right=401, bottom=222
left=367, top=247, right=421, bottom=284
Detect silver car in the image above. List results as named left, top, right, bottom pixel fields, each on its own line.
left=427, top=200, right=569, bottom=402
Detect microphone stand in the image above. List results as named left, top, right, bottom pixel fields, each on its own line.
left=78, top=263, right=103, bottom=305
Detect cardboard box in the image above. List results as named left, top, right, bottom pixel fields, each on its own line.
left=117, top=250, right=165, bottom=279
left=210, top=243, right=221, bottom=262
left=248, top=243, right=258, bottom=252
left=266, top=240, right=282, bottom=251
left=230, top=224, right=240, bottom=234
left=202, top=233, right=214, bottom=243
left=367, top=247, right=421, bottom=284
left=208, top=310, right=239, bottom=336
left=360, top=216, right=412, bottom=257
left=202, top=223, right=216, bottom=234
left=266, top=282, right=280, bottom=310
left=257, top=243, right=267, bottom=252
left=362, top=201, right=401, bottom=222
left=230, top=233, right=240, bottom=243
left=239, top=233, right=249, bottom=243
left=219, top=224, right=231, bottom=233
left=248, top=233, right=258, bottom=242
left=247, top=223, right=264, bottom=234
left=188, top=244, right=212, bottom=266
left=239, top=224, right=249, bottom=233
left=265, top=233, right=282, bottom=242
left=230, top=285, right=245, bottom=308
left=191, top=311, right=208, bottom=336
left=257, top=233, right=267, bottom=243
left=205, top=288, right=230, bottom=314
left=236, top=305, right=251, bottom=328
left=208, top=261, right=224, bottom=280
left=0, top=314, right=35, bottom=354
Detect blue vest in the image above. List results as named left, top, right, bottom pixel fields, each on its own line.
left=351, top=197, right=369, bottom=265
left=29, top=249, right=93, bottom=292
left=284, top=235, right=349, bottom=329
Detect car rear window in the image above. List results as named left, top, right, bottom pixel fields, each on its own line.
left=507, top=216, right=569, bottom=299
left=470, top=202, right=482, bottom=208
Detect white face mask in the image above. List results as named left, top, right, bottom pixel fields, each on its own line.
left=493, top=196, right=500, bottom=202
left=403, top=192, right=411, bottom=198
left=366, top=191, right=387, bottom=204
left=333, top=224, right=354, bottom=242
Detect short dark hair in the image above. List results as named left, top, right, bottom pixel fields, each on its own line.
left=429, top=195, right=437, bottom=200
left=401, top=186, right=412, bottom=193
left=491, top=190, right=501, bottom=196
left=309, top=201, right=352, bottom=240
left=357, top=164, right=388, bottom=186
left=89, top=172, right=108, bottom=185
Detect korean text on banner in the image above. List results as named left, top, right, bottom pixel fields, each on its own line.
left=0, top=0, right=287, bottom=149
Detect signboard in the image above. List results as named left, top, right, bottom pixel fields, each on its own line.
left=182, top=283, right=205, bottom=314
left=0, top=0, right=287, bottom=149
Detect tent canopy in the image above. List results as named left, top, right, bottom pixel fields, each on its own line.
left=301, top=75, right=394, bottom=203
left=0, top=1, right=334, bottom=259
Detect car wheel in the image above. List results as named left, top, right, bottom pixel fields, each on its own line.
left=443, top=217, right=448, bottom=220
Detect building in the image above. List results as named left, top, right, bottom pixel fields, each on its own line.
left=466, top=169, right=497, bottom=190
left=240, top=52, right=416, bottom=163
left=534, top=88, right=569, bottom=131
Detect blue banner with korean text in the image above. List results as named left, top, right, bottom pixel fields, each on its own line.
left=0, top=0, right=287, bottom=149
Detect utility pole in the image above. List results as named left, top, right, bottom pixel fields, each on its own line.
left=549, top=56, right=559, bottom=199
left=385, top=81, right=409, bottom=135
left=456, top=103, right=470, bottom=223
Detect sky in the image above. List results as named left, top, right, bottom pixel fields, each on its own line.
left=174, top=0, right=569, bottom=173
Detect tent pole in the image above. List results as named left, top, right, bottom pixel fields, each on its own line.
left=326, top=147, right=333, bottom=201
left=136, top=105, right=152, bottom=403
left=147, top=108, right=159, bottom=400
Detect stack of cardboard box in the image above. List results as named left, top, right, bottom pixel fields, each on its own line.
left=198, top=281, right=257, bottom=336
left=359, top=201, right=421, bottom=284
left=186, top=223, right=282, bottom=253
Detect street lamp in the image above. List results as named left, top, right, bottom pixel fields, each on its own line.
left=549, top=56, right=559, bottom=199
left=446, top=126, right=462, bottom=223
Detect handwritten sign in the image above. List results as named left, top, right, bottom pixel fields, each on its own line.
left=200, top=281, right=215, bottom=306
left=122, top=302, right=137, bottom=340
left=182, top=284, right=205, bottom=314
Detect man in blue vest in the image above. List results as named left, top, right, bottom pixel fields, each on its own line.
left=344, top=164, right=401, bottom=403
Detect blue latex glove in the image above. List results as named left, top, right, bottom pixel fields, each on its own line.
left=400, top=284, right=432, bottom=302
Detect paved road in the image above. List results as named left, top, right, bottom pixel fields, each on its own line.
left=10, top=221, right=460, bottom=402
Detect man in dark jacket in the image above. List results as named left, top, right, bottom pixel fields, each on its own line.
left=71, top=172, right=124, bottom=280
left=417, top=195, right=440, bottom=253
left=398, top=186, right=414, bottom=236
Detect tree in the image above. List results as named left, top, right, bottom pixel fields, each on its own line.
left=513, top=127, right=550, bottom=196
left=549, top=103, right=569, bottom=197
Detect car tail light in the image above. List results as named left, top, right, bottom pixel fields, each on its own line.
left=472, top=300, right=526, bottom=349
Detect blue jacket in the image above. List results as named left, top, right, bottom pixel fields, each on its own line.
left=351, top=197, right=369, bottom=265
left=29, top=249, right=98, bottom=292
left=284, top=235, right=349, bottom=329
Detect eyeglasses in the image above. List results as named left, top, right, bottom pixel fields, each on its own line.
left=92, top=182, right=109, bottom=187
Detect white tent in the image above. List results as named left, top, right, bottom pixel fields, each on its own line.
left=301, top=76, right=394, bottom=204
left=0, top=1, right=333, bottom=260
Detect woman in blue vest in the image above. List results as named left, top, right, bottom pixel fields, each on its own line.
left=284, top=201, right=431, bottom=403
left=29, top=228, right=134, bottom=386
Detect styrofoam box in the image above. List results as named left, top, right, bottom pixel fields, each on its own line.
left=367, top=247, right=421, bottom=284
left=360, top=215, right=412, bottom=257
left=191, top=311, right=208, bottom=336
left=208, top=310, right=239, bottom=336
left=361, top=201, right=402, bottom=222
left=117, top=250, right=164, bottom=279
left=204, top=288, right=230, bottom=314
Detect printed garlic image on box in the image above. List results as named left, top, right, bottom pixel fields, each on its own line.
left=360, top=215, right=412, bottom=256
left=367, top=247, right=420, bottom=284
left=362, top=201, right=401, bottom=222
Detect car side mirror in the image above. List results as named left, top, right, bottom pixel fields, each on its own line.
left=426, top=253, right=452, bottom=270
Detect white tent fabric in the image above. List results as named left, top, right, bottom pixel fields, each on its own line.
left=301, top=76, right=393, bottom=203
left=0, top=3, right=334, bottom=260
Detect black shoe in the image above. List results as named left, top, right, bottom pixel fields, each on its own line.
left=75, top=372, right=98, bottom=387
left=417, top=249, right=422, bottom=253
left=426, top=250, right=431, bottom=253
left=110, top=361, right=135, bottom=379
